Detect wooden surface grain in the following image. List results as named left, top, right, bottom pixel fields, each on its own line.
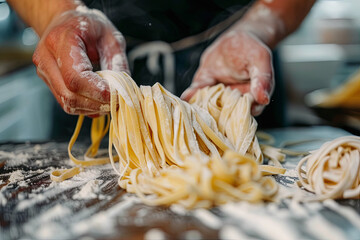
left=0, top=126, right=359, bottom=240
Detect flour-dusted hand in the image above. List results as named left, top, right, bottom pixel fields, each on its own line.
left=182, top=0, right=316, bottom=116
left=32, top=6, right=129, bottom=115
left=181, top=31, right=274, bottom=116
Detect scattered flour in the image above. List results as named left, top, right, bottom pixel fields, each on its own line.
left=183, top=230, right=202, bottom=240
left=305, top=214, right=348, bottom=240
left=220, top=202, right=302, bottom=240
left=56, top=168, right=101, bottom=189
left=34, top=222, right=69, bottom=240
left=71, top=196, right=139, bottom=236
left=23, top=204, right=72, bottom=240
left=323, top=199, right=360, bottom=229
left=73, top=179, right=103, bottom=200
left=33, top=144, right=42, bottom=154
left=9, top=170, right=24, bottom=183
left=220, top=225, right=256, bottom=240
left=144, top=228, right=166, bottom=240
left=170, top=204, right=188, bottom=215
left=16, top=194, right=47, bottom=211
left=284, top=169, right=298, bottom=178
left=0, top=191, right=7, bottom=206
left=18, top=181, right=28, bottom=187
left=39, top=204, right=72, bottom=222
left=193, top=209, right=222, bottom=229
left=1, top=151, right=29, bottom=167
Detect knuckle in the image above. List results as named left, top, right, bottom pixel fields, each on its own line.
left=44, top=30, right=58, bottom=50
left=63, top=72, right=80, bottom=93
left=112, top=31, right=126, bottom=50
left=60, top=93, right=78, bottom=114
left=260, top=46, right=272, bottom=59
left=32, top=50, right=40, bottom=66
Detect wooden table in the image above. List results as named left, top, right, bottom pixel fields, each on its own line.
left=1, top=126, right=359, bottom=240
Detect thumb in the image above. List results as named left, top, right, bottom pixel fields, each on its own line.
left=249, top=62, right=274, bottom=105
left=250, top=75, right=271, bottom=105
left=99, top=31, right=129, bottom=74
left=180, top=85, right=199, bottom=102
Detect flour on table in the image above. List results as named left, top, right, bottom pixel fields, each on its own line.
left=220, top=225, right=256, bottom=240
left=305, top=214, right=348, bottom=240
left=144, top=228, right=166, bottom=240
left=323, top=199, right=360, bottom=229
left=193, top=208, right=222, bottom=229
left=16, top=193, right=46, bottom=211
left=183, top=230, right=202, bottom=240
left=283, top=169, right=298, bottom=178
left=0, top=151, right=29, bottom=167
left=71, top=196, right=139, bottom=236
left=9, top=170, right=24, bottom=183
left=170, top=204, right=188, bottom=215
left=73, top=179, right=103, bottom=200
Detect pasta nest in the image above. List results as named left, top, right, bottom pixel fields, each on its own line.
left=296, top=136, right=360, bottom=200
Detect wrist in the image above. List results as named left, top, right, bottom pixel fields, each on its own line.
left=34, top=1, right=82, bottom=36
left=230, top=4, right=285, bottom=49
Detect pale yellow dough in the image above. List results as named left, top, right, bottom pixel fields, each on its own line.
left=296, top=136, right=360, bottom=200
left=58, top=70, right=283, bottom=208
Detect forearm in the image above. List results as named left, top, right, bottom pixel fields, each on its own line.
left=232, top=0, right=316, bottom=49
left=7, top=0, right=82, bottom=36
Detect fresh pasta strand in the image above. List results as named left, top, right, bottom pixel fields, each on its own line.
left=189, top=85, right=286, bottom=172
left=98, top=70, right=281, bottom=207
left=50, top=114, right=118, bottom=181
left=50, top=167, right=81, bottom=182
left=54, top=70, right=284, bottom=208
left=189, top=84, right=263, bottom=163
left=68, top=114, right=117, bottom=166
left=296, top=136, right=360, bottom=200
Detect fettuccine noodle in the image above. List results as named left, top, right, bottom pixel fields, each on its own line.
left=296, top=136, right=360, bottom=200
left=53, top=70, right=284, bottom=207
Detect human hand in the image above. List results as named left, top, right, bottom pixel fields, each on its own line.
left=33, top=6, right=129, bottom=115
left=181, top=31, right=274, bottom=116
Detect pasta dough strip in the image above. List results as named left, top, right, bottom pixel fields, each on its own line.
left=50, top=167, right=81, bottom=182
left=296, top=136, right=360, bottom=200
left=57, top=70, right=284, bottom=208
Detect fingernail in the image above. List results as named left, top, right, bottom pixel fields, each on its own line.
left=180, top=88, right=191, bottom=100
left=252, top=104, right=265, bottom=116
left=263, top=92, right=270, bottom=104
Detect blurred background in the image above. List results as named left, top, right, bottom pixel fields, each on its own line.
left=0, top=0, right=359, bottom=142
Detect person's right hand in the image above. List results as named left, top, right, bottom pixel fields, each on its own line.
left=33, top=7, right=129, bottom=115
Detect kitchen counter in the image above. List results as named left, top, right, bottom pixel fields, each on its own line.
left=0, top=126, right=359, bottom=240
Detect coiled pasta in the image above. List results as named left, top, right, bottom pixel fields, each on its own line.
left=296, top=136, right=360, bottom=200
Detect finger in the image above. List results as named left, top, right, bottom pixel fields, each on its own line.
left=228, top=82, right=267, bottom=116
left=47, top=32, right=110, bottom=104
left=181, top=68, right=216, bottom=101
left=251, top=103, right=265, bottom=116
left=228, top=82, right=251, bottom=95
left=34, top=46, right=109, bottom=115
left=37, top=68, right=105, bottom=115
left=180, top=85, right=199, bottom=102
left=248, top=50, right=274, bottom=106
left=98, top=30, right=130, bottom=74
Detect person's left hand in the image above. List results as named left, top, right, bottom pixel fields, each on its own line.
left=181, top=31, right=274, bottom=116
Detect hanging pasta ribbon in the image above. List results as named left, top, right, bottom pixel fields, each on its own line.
left=55, top=70, right=284, bottom=208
